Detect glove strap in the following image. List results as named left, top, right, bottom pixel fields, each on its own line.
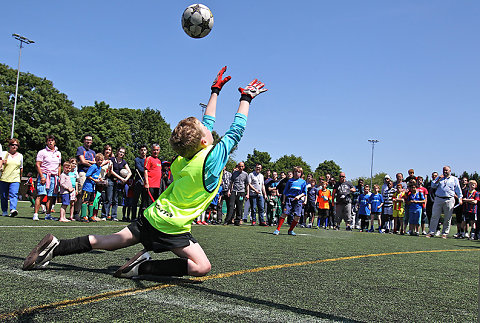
left=240, top=94, right=252, bottom=103
left=211, top=87, right=220, bottom=95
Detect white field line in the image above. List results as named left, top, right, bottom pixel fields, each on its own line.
left=0, top=265, right=332, bottom=322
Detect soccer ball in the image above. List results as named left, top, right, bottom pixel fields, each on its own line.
left=181, top=4, right=214, bottom=39
left=120, top=169, right=129, bottom=178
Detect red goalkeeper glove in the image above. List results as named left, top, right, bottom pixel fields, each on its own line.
left=238, top=79, right=268, bottom=103
left=211, top=66, right=232, bottom=95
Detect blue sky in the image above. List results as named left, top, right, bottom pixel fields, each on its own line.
left=1, top=1, right=479, bottom=180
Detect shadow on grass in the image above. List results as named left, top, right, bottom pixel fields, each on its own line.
left=178, top=283, right=361, bottom=322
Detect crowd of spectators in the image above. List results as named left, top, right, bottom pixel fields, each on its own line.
left=0, top=135, right=478, bottom=240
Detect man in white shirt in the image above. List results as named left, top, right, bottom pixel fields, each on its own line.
left=249, top=164, right=267, bottom=226
left=426, top=166, right=463, bottom=239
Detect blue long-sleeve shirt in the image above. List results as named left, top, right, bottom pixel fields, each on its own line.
left=203, top=113, right=247, bottom=191
left=431, top=175, right=463, bottom=199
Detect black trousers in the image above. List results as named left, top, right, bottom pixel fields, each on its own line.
left=225, top=191, right=246, bottom=225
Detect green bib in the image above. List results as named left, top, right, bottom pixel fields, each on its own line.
left=143, top=145, right=221, bottom=234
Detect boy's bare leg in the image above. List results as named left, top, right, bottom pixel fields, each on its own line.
left=172, top=241, right=211, bottom=276
left=89, top=227, right=139, bottom=251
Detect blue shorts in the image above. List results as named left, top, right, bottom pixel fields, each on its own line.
left=36, top=176, right=57, bottom=197
left=284, top=197, right=303, bottom=217
left=61, top=193, right=71, bottom=206
left=408, top=208, right=422, bottom=225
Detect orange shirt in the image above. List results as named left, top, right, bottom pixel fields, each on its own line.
left=317, top=189, right=332, bottom=209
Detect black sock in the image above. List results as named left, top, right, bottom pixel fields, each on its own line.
left=53, top=236, right=92, bottom=257
left=138, top=258, right=188, bottom=277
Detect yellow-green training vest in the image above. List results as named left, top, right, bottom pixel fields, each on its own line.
left=143, top=145, right=222, bottom=234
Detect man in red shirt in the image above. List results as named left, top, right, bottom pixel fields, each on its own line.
left=144, top=144, right=163, bottom=203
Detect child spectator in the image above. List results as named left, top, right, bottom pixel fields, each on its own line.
left=122, top=177, right=135, bottom=222
left=460, top=180, right=479, bottom=240
left=304, top=178, right=318, bottom=228
left=358, top=185, right=371, bottom=232
left=58, top=162, right=74, bottom=222
left=368, top=184, right=384, bottom=233
left=382, top=180, right=395, bottom=233
left=316, top=180, right=332, bottom=229
left=393, top=183, right=406, bottom=234
left=405, top=180, right=426, bottom=236
left=80, top=154, right=104, bottom=222
left=68, top=158, right=79, bottom=221
left=416, top=176, right=429, bottom=235
left=24, top=172, right=35, bottom=207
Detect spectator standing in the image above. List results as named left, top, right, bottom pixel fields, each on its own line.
left=368, top=185, right=384, bottom=233
left=144, top=144, right=163, bottom=203
left=265, top=171, right=281, bottom=226
left=382, top=180, right=396, bottom=233
left=404, top=169, right=417, bottom=184
left=393, top=173, right=407, bottom=190
left=225, top=162, right=249, bottom=226
left=25, top=172, right=35, bottom=207
left=393, top=183, right=406, bottom=234
left=426, top=166, right=463, bottom=238
left=352, top=179, right=365, bottom=229
left=460, top=180, right=479, bottom=240
left=98, top=145, right=113, bottom=220
left=248, top=163, right=267, bottom=226
left=453, top=176, right=468, bottom=238
left=33, top=135, right=62, bottom=221
left=405, top=180, right=426, bottom=236
left=333, top=172, right=356, bottom=231
left=425, top=172, right=438, bottom=232
left=0, top=138, right=23, bottom=217
left=219, top=166, right=231, bottom=224
left=317, top=180, right=332, bottom=228
left=131, top=145, right=148, bottom=221
left=357, top=185, right=371, bottom=232
left=416, top=176, right=429, bottom=235
left=58, top=161, right=74, bottom=222
left=75, top=135, right=96, bottom=216
left=107, top=147, right=132, bottom=221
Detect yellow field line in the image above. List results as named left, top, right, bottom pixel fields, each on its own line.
left=1, top=248, right=477, bottom=319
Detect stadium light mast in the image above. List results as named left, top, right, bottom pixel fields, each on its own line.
left=11, top=33, right=35, bottom=139
left=199, top=103, right=207, bottom=118
left=368, top=139, right=379, bottom=188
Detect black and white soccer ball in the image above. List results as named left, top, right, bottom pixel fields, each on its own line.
left=181, top=4, right=214, bottom=39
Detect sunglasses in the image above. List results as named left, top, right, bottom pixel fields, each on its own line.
left=9, top=143, right=19, bottom=147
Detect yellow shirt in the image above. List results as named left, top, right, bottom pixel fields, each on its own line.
left=0, top=152, right=23, bottom=183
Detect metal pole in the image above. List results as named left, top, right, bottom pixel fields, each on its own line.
left=11, top=42, right=23, bottom=139
left=368, top=139, right=379, bottom=189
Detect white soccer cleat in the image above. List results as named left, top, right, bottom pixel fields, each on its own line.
left=114, top=249, right=151, bottom=278
left=23, top=234, right=59, bottom=270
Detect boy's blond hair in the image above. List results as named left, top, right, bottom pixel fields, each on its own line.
left=95, top=153, right=104, bottom=161
left=293, top=166, right=304, bottom=176
left=169, top=117, right=204, bottom=158
left=468, top=180, right=477, bottom=187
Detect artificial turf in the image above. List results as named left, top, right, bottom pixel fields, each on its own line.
left=0, top=202, right=478, bottom=322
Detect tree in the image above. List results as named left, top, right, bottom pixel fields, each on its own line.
left=314, top=160, right=342, bottom=179
left=0, top=63, right=78, bottom=173
left=244, top=149, right=272, bottom=172
left=272, top=154, right=312, bottom=175
left=353, top=172, right=388, bottom=188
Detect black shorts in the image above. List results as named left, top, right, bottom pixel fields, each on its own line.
left=318, top=209, right=329, bottom=217
left=463, top=212, right=477, bottom=222
left=305, top=202, right=316, bottom=214
left=82, top=190, right=95, bottom=203
left=127, top=215, right=198, bottom=253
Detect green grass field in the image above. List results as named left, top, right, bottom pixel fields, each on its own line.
left=1, top=201, right=479, bottom=322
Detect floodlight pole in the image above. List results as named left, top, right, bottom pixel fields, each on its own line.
left=11, top=34, right=35, bottom=139
left=368, top=139, right=379, bottom=189
left=199, top=103, right=207, bottom=118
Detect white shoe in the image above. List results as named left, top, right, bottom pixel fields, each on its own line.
left=114, top=249, right=151, bottom=278
left=464, top=232, right=469, bottom=238
left=33, top=214, right=39, bottom=221
left=435, top=231, right=441, bottom=237
left=23, top=234, right=59, bottom=270
left=470, top=233, right=475, bottom=240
